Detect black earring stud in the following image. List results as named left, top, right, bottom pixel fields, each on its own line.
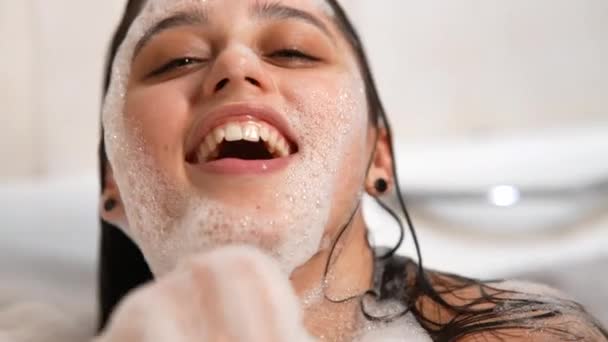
left=104, top=198, right=117, bottom=212
left=374, top=178, right=388, bottom=194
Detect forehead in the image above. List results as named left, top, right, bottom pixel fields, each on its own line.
left=128, top=0, right=344, bottom=60
left=115, top=0, right=358, bottom=79
left=129, top=0, right=338, bottom=49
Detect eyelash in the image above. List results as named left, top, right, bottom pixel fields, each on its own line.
left=149, top=57, right=204, bottom=77
left=268, top=49, right=320, bottom=62
left=149, top=49, right=319, bottom=77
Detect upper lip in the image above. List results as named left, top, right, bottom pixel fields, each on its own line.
left=185, top=102, right=299, bottom=161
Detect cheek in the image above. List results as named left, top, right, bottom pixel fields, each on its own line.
left=124, top=84, right=192, bottom=173
left=279, top=69, right=369, bottom=154
left=278, top=69, right=370, bottom=212
left=333, top=125, right=375, bottom=200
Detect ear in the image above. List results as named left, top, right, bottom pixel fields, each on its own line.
left=100, top=164, right=128, bottom=229
left=365, top=128, right=394, bottom=196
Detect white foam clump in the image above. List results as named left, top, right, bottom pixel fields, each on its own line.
left=312, top=0, right=335, bottom=16
left=355, top=299, right=432, bottom=342
left=102, top=0, right=369, bottom=276
left=193, top=246, right=315, bottom=341
left=96, top=246, right=315, bottom=341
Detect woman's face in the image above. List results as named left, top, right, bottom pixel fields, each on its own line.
left=103, top=0, right=377, bottom=275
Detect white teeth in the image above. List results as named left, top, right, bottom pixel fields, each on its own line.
left=276, top=138, right=289, bottom=157
left=242, top=123, right=260, bottom=142
left=267, top=129, right=278, bottom=153
left=275, top=140, right=285, bottom=157
left=197, top=144, right=209, bottom=163
left=213, top=128, right=225, bottom=144
left=282, top=139, right=290, bottom=156
left=259, top=125, right=269, bottom=142
left=225, top=123, right=243, bottom=141
left=195, top=120, right=293, bottom=162
left=205, top=135, right=216, bottom=151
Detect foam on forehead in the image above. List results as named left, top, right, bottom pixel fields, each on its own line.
left=312, top=0, right=335, bottom=16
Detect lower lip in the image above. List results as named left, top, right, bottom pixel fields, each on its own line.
left=191, top=155, right=294, bottom=175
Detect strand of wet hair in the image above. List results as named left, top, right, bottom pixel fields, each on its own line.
left=377, top=112, right=424, bottom=272
left=321, top=113, right=425, bottom=310
left=319, top=118, right=423, bottom=306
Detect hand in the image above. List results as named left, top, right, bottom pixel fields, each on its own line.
left=94, top=246, right=315, bottom=342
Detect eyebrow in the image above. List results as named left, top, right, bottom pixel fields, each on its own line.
left=133, top=11, right=208, bottom=60
left=132, top=2, right=334, bottom=59
left=251, top=2, right=335, bottom=42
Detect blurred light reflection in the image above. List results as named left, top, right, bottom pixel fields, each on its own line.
left=488, top=185, right=521, bottom=207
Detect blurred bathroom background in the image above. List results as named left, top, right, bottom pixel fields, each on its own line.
left=1, top=0, right=606, bottom=325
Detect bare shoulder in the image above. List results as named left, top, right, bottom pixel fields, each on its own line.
left=413, top=268, right=608, bottom=341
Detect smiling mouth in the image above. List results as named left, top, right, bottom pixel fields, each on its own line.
left=186, top=119, right=299, bottom=164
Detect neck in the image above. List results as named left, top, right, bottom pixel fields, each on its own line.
left=289, top=209, right=374, bottom=341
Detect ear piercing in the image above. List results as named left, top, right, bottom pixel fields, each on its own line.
left=374, top=178, right=388, bottom=194
left=104, top=198, right=117, bottom=212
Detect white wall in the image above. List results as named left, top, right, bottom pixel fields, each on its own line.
left=0, top=0, right=125, bottom=181
left=0, top=1, right=38, bottom=179
left=348, top=0, right=608, bottom=140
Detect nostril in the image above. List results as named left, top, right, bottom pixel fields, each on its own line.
left=245, top=77, right=261, bottom=87
left=214, top=78, right=229, bottom=92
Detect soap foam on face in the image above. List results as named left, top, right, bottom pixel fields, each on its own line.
left=102, top=0, right=369, bottom=276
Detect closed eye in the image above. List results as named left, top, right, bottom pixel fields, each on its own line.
left=148, top=57, right=205, bottom=77
left=268, top=49, right=320, bottom=62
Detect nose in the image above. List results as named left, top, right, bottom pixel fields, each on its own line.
left=201, top=45, right=274, bottom=98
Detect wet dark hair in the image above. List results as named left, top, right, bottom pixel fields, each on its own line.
left=98, top=1, right=607, bottom=340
